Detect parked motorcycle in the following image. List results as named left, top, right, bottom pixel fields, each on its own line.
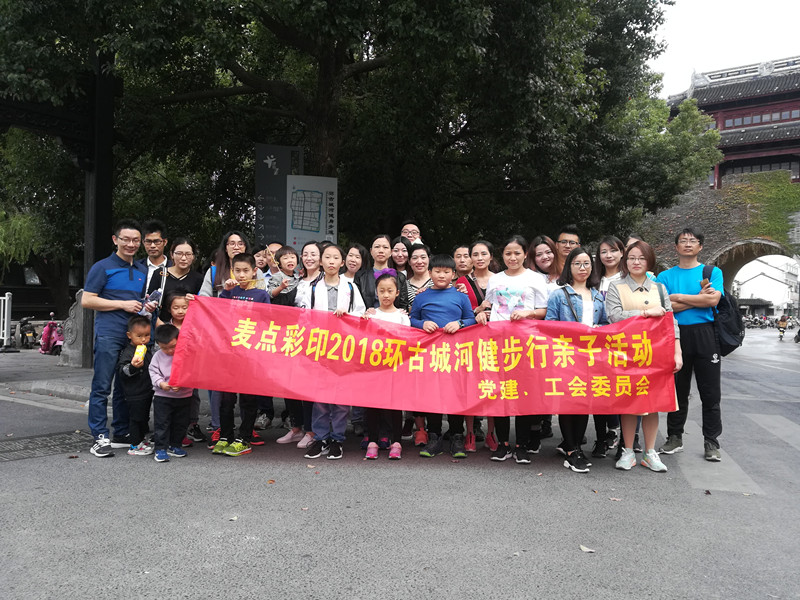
left=39, top=312, right=64, bottom=355
left=18, top=316, right=37, bottom=349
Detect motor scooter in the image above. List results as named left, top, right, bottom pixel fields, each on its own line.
left=778, top=326, right=786, bottom=341
left=39, top=312, right=64, bottom=355
left=18, top=316, right=37, bottom=349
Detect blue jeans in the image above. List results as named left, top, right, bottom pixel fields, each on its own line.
left=208, top=390, right=221, bottom=429
left=311, top=403, right=350, bottom=442
left=88, top=333, right=130, bottom=439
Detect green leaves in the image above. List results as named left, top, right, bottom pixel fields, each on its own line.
left=0, top=0, right=718, bottom=262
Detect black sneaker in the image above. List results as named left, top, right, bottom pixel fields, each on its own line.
left=327, top=440, right=343, bottom=460
left=633, top=434, right=642, bottom=453
left=491, top=443, right=512, bottom=461
left=110, top=434, right=131, bottom=449
left=556, top=441, right=568, bottom=456
left=540, top=421, right=554, bottom=439
left=564, top=452, right=590, bottom=473
left=591, top=440, right=607, bottom=458
left=514, top=446, right=531, bottom=464
left=578, top=449, right=593, bottom=467
left=526, top=434, right=541, bottom=454
left=187, top=423, right=206, bottom=443
left=615, top=443, right=624, bottom=461
left=304, top=439, right=329, bottom=459
left=353, top=422, right=365, bottom=437
left=90, top=435, right=114, bottom=458
left=419, top=433, right=444, bottom=457
left=450, top=433, right=467, bottom=458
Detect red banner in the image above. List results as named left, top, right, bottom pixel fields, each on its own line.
left=171, top=297, right=676, bottom=416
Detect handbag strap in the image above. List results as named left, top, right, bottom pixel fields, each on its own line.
left=562, top=287, right=580, bottom=322
left=656, top=282, right=667, bottom=310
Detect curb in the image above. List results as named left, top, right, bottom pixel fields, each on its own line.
left=10, top=381, right=89, bottom=404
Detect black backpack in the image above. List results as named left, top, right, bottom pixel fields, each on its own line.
left=703, top=265, right=745, bottom=356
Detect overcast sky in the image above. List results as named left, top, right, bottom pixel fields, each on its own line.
left=648, top=0, right=799, bottom=98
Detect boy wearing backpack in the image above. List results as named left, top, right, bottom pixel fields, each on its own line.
left=656, top=229, right=724, bottom=462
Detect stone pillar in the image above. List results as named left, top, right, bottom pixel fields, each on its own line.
left=60, top=289, right=94, bottom=368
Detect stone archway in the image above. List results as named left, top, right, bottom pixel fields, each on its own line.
left=640, top=171, right=800, bottom=292
left=709, top=238, right=797, bottom=292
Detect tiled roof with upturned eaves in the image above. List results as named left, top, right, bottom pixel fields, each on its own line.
left=668, top=71, right=800, bottom=108
left=718, top=120, right=800, bottom=148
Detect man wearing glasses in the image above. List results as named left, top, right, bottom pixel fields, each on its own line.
left=138, top=219, right=171, bottom=290
left=556, top=224, right=581, bottom=260
left=656, top=228, right=723, bottom=462
left=400, top=220, right=423, bottom=245
left=82, top=219, right=154, bottom=458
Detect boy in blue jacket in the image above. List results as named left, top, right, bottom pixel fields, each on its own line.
left=409, top=254, right=476, bottom=458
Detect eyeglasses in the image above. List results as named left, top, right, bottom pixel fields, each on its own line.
left=117, top=237, right=141, bottom=245
left=558, top=240, right=580, bottom=247
left=627, top=256, right=647, bottom=263
left=227, top=241, right=245, bottom=247
left=173, top=251, right=194, bottom=258
left=571, top=262, right=591, bottom=269
left=144, top=238, right=164, bottom=246
left=678, top=238, right=699, bottom=245
left=401, top=229, right=420, bottom=237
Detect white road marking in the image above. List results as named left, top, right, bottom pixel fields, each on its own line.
left=0, top=393, right=87, bottom=415
left=670, top=420, right=764, bottom=495
left=745, top=413, right=800, bottom=453
left=727, top=356, right=800, bottom=375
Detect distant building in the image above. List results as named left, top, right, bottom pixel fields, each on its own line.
left=735, top=257, right=799, bottom=316
left=668, top=56, right=800, bottom=189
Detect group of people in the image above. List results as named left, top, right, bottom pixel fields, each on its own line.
left=82, top=218, right=725, bottom=472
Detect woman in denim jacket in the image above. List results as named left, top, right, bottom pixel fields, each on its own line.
left=545, top=246, right=608, bottom=473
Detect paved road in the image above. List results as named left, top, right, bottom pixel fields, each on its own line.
left=1, top=328, right=798, bottom=599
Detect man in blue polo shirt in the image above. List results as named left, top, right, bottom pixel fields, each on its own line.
left=82, top=219, right=154, bottom=457
left=656, top=228, right=723, bottom=462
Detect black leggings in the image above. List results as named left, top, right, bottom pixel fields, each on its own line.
left=365, top=408, right=403, bottom=443
left=494, top=415, right=534, bottom=445
left=559, top=414, right=589, bottom=452
left=425, top=413, right=464, bottom=436
left=285, top=398, right=313, bottom=431
left=220, top=392, right=258, bottom=442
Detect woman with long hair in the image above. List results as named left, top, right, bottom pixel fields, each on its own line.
left=545, top=246, right=609, bottom=473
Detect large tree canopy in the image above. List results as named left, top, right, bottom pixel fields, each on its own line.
left=0, top=0, right=721, bottom=294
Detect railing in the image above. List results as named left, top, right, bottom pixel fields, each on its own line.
left=1, top=292, right=12, bottom=348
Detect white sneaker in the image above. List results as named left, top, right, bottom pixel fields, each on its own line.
left=127, top=441, right=153, bottom=456
left=276, top=430, right=304, bottom=444
left=296, top=432, right=315, bottom=448
left=615, top=448, right=636, bottom=471
left=641, top=449, right=668, bottom=472
left=254, top=413, right=271, bottom=430
left=90, top=435, right=114, bottom=458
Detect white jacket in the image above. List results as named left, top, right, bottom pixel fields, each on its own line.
left=307, top=277, right=366, bottom=316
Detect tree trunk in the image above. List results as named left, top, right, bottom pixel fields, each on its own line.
left=306, top=49, right=341, bottom=178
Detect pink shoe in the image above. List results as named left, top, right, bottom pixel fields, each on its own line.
left=365, top=442, right=379, bottom=459
left=485, top=431, right=499, bottom=452
left=388, top=442, right=402, bottom=460
left=464, top=432, right=477, bottom=452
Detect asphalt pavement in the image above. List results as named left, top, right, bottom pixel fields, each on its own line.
left=1, top=328, right=799, bottom=599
